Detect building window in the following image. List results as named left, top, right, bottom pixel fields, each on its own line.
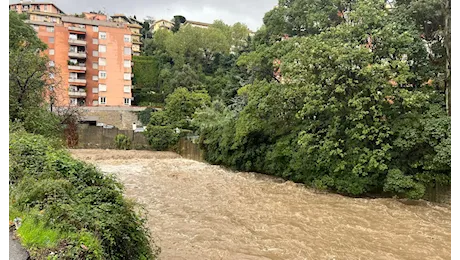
left=99, top=71, right=107, bottom=79
left=49, top=73, right=54, bottom=79
left=124, top=47, right=131, bottom=55
left=49, top=49, right=54, bottom=55
left=49, top=37, right=54, bottom=43
left=69, top=72, right=77, bottom=79
left=98, top=45, right=106, bottom=53
left=93, top=26, right=98, bottom=32
left=92, top=88, right=99, bottom=94
left=98, top=58, right=106, bottom=66
left=92, top=62, right=98, bottom=69
left=32, top=25, right=39, bottom=32
left=69, top=34, right=77, bottom=40
left=124, top=35, right=131, bottom=42
left=123, top=73, right=131, bottom=80
left=51, top=17, right=57, bottom=23
left=44, top=5, right=48, bottom=11
left=46, top=26, right=54, bottom=32
left=124, top=98, right=131, bottom=105
left=123, top=60, right=131, bottom=68
left=92, top=51, right=98, bottom=57
left=93, top=38, right=98, bottom=44
left=92, top=75, right=98, bottom=81
left=124, top=86, right=131, bottom=93
left=70, top=98, right=77, bottom=106
left=92, top=100, right=99, bottom=106
left=99, top=97, right=106, bottom=104
left=99, top=84, right=107, bottom=92
left=49, top=61, right=55, bottom=67
left=99, top=32, right=106, bottom=39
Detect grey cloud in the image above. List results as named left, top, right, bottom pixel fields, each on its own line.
left=10, top=0, right=278, bottom=30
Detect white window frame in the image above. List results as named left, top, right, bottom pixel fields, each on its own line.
left=49, top=49, right=54, bottom=55
left=49, top=37, right=54, bottom=43
left=92, top=38, right=98, bottom=44
left=99, top=97, right=106, bottom=105
left=99, top=32, right=106, bottom=40
left=99, top=84, right=107, bottom=92
left=123, top=86, right=131, bottom=93
left=92, top=51, right=98, bottom=57
left=124, top=98, right=131, bottom=105
left=124, top=47, right=131, bottom=55
left=92, top=100, right=99, bottom=106
left=124, top=34, right=131, bottom=42
left=98, top=58, right=106, bottom=66
left=99, top=71, right=107, bottom=79
left=123, top=73, right=131, bottom=80
left=92, top=75, right=98, bottom=81
left=98, top=45, right=106, bottom=53
left=92, top=62, right=98, bottom=69
left=46, top=26, right=54, bottom=32
left=49, top=60, right=55, bottom=67
left=92, top=87, right=99, bottom=94
left=93, top=26, right=99, bottom=32
left=123, top=60, right=131, bottom=68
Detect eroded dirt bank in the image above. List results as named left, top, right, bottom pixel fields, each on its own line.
left=71, top=149, right=451, bottom=260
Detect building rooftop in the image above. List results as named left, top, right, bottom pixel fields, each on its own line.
left=184, top=20, right=211, bottom=27
left=62, top=15, right=126, bottom=28
left=9, top=1, right=65, bottom=14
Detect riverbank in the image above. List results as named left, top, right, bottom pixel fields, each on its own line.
left=71, top=149, right=451, bottom=260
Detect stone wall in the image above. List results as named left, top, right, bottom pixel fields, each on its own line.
left=77, top=124, right=150, bottom=149
left=78, top=107, right=147, bottom=130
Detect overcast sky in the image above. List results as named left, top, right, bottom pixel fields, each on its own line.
left=10, top=0, right=278, bottom=31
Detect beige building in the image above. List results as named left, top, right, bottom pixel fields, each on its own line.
left=183, top=20, right=211, bottom=29
left=151, top=19, right=174, bottom=32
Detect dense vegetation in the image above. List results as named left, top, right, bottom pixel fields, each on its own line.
left=9, top=11, right=157, bottom=259
left=140, top=0, right=450, bottom=199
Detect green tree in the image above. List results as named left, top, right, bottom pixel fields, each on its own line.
left=172, top=15, right=186, bottom=32
left=164, top=88, right=211, bottom=129
left=9, top=11, right=62, bottom=137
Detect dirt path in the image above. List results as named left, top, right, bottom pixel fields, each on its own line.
left=71, top=149, right=451, bottom=260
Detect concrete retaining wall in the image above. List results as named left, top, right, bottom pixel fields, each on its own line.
left=77, top=124, right=149, bottom=149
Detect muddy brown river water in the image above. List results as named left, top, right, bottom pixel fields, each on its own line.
left=70, top=149, right=451, bottom=260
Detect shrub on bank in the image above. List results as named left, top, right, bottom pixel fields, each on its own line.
left=115, top=134, right=131, bottom=150
left=9, top=131, right=156, bottom=259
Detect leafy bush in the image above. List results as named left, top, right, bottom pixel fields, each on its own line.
left=9, top=131, right=156, bottom=259
left=139, top=108, right=153, bottom=126
left=149, top=111, right=171, bottom=126
left=115, top=134, right=131, bottom=150
left=145, top=125, right=179, bottom=150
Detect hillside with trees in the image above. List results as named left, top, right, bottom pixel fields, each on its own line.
left=139, top=0, right=450, bottom=200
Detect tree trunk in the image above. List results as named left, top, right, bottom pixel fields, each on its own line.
left=444, top=0, right=451, bottom=115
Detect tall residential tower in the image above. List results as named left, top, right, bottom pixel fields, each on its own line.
left=10, top=1, right=134, bottom=107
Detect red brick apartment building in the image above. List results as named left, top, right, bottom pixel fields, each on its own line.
left=9, top=1, right=139, bottom=107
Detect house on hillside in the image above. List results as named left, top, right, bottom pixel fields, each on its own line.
left=151, top=19, right=174, bottom=32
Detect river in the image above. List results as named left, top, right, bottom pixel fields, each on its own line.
left=70, top=149, right=451, bottom=260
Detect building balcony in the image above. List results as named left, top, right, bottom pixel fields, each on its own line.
left=68, top=52, right=86, bottom=59
left=68, top=91, right=87, bottom=98
left=68, top=26, right=86, bottom=33
left=68, top=65, right=86, bottom=71
left=68, top=39, right=86, bottom=46
left=68, top=78, right=86, bottom=85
